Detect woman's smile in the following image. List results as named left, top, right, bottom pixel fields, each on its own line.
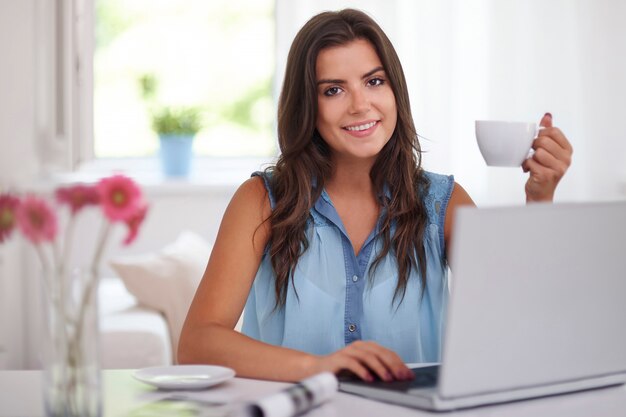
left=342, top=120, right=380, bottom=137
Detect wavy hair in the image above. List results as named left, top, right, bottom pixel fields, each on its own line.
left=267, top=9, right=430, bottom=308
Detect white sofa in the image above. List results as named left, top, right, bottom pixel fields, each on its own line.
left=97, top=231, right=244, bottom=369
left=99, top=277, right=172, bottom=368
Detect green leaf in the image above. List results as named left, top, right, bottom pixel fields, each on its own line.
left=150, top=107, right=203, bottom=136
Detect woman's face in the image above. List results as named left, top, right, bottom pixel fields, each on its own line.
left=315, top=38, right=397, bottom=165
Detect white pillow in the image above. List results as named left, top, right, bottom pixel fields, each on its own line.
left=109, top=231, right=212, bottom=361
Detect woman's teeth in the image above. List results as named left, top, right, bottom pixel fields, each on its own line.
left=345, top=121, right=376, bottom=131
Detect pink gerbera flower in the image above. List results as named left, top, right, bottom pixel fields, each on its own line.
left=97, top=175, right=143, bottom=222
left=56, top=184, right=100, bottom=215
left=122, top=201, right=149, bottom=245
left=0, top=194, right=20, bottom=243
left=16, top=196, right=58, bottom=244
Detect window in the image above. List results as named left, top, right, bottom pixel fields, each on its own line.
left=93, top=0, right=275, bottom=159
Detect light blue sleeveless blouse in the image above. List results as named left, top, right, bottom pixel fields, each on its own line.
left=241, top=171, right=454, bottom=363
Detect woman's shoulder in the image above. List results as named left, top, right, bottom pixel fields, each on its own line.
left=229, top=175, right=272, bottom=217
left=422, top=171, right=454, bottom=190
left=421, top=170, right=455, bottom=207
left=250, top=170, right=276, bottom=209
left=251, top=170, right=272, bottom=182
left=419, top=171, right=456, bottom=255
left=420, top=171, right=454, bottom=223
left=239, top=174, right=269, bottom=196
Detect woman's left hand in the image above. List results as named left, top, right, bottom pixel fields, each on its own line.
left=522, top=113, right=573, bottom=202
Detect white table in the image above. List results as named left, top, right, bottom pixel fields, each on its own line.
left=1, top=369, right=625, bottom=417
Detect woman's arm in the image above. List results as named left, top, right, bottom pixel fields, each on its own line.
left=178, top=177, right=412, bottom=382
left=178, top=176, right=310, bottom=380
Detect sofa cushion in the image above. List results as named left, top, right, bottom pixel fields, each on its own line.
left=109, top=231, right=211, bottom=360
left=98, top=277, right=171, bottom=368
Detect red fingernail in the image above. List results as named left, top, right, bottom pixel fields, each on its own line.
left=364, top=373, right=374, bottom=382
left=545, top=112, right=552, bottom=118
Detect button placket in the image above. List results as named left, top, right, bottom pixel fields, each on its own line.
left=341, top=214, right=376, bottom=345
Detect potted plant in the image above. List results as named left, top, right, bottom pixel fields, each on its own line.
left=139, top=74, right=203, bottom=177
left=151, top=106, right=202, bottom=177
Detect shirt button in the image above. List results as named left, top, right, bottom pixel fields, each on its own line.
left=352, top=275, right=358, bottom=282
left=348, top=324, right=357, bottom=332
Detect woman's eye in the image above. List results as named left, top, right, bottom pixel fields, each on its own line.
left=368, top=77, right=385, bottom=87
left=323, top=86, right=342, bottom=97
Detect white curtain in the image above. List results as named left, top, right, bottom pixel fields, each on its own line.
left=276, top=0, right=626, bottom=204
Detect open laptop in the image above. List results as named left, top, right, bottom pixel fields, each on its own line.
left=339, top=201, right=626, bottom=411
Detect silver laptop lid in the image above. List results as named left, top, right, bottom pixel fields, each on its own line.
left=440, top=201, right=626, bottom=399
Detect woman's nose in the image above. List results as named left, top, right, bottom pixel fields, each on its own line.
left=348, top=89, right=370, bottom=114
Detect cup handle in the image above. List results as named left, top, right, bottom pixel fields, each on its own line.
left=526, top=125, right=546, bottom=160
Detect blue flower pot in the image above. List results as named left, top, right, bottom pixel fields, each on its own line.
left=159, top=134, right=194, bottom=177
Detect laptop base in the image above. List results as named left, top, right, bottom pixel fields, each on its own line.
left=340, top=371, right=626, bottom=411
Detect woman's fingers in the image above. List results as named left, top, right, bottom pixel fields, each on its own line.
left=339, top=357, right=375, bottom=382
left=351, top=341, right=412, bottom=380
left=318, top=341, right=413, bottom=382
left=536, top=126, right=573, bottom=155
left=533, top=132, right=573, bottom=173
left=348, top=343, right=396, bottom=382
left=318, top=351, right=374, bottom=381
left=532, top=136, right=569, bottom=164
left=532, top=147, right=569, bottom=179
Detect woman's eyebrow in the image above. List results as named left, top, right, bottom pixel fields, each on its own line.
left=316, top=66, right=385, bottom=86
left=362, top=66, right=385, bottom=79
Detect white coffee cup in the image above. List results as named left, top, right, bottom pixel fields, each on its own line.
left=475, top=120, right=538, bottom=167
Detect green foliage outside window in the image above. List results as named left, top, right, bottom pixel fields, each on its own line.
left=94, top=0, right=275, bottom=158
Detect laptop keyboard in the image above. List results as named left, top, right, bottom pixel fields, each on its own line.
left=339, top=365, right=439, bottom=392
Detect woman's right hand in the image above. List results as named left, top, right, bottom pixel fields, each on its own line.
left=311, top=341, right=414, bottom=382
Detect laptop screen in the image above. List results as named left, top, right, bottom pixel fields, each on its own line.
left=440, top=202, right=626, bottom=398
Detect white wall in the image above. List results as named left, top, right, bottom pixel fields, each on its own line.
left=0, top=1, right=38, bottom=185
left=0, top=0, right=38, bottom=370
left=394, top=0, right=626, bottom=205
left=575, top=0, right=626, bottom=199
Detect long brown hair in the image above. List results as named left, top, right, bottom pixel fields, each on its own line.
left=267, top=9, right=430, bottom=308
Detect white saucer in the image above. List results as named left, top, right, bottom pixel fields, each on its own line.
left=133, top=365, right=236, bottom=390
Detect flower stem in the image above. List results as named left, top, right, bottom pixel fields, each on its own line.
left=61, top=215, right=76, bottom=274
left=52, top=236, right=62, bottom=274
left=90, top=219, right=111, bottom=276
left=71, top=220, right=111, bottom=380
left=35, top=245, right=54, bottom=301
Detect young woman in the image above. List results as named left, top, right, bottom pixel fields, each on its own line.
left=178, top=9, right=572, bottom=382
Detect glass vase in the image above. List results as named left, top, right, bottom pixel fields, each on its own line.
left=41, top=267, right=102, bottom=417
